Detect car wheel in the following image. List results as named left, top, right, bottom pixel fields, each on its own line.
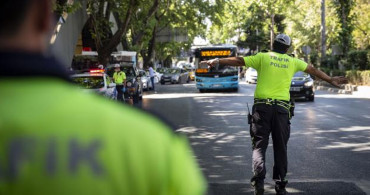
left=187, top=77, right=190, bottom=83
left=147, top=82, right=152, bottom=90
left=139, top=90, right=143, bottom=100
left=133, top=93, right=140, bottom=104
left=232, top=88, right=239, bottom=92
left=199, top=89, right=206, bottom=93
left=308, top=95, right=314, bottom=102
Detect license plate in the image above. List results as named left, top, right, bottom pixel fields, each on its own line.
left=212, top=84, right=222, bottom=88
left=290, top=87, right=301, bottom=91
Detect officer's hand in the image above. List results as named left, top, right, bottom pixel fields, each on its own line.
left=330, top=76, right=348, bottom=88
left=200, top=59, right=218, bottom=67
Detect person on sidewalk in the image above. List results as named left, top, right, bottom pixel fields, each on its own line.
left=148, top=66, right=156, bottom=91
left=0, top=0, right=206, bottom=194
left=203, top=34, right=348, bottom=195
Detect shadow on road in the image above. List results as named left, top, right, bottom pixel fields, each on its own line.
left=208, top=181, right=366, bottom=195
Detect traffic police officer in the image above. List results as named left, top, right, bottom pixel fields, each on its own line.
left=0, top=0, right=206, bottom=194
left=113, top=64, right=126, bottom=102
left=203, top=34, right=348, bottom=195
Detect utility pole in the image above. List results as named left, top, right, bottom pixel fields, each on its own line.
left=321, top=0, right=326, bottom=61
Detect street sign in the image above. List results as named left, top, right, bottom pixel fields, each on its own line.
left=302, top=45, right=311, bottom=55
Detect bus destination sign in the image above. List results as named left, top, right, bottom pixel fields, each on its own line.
left=201, top=50, right=231, bottom=57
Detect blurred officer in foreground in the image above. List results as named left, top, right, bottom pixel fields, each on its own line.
left=0, top=0, right=205, bottom=194
left=203, top=34, right=348, bottom=195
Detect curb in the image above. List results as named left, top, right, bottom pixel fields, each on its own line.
left=314, top=81, right=354, bottom=94
left=314, top=86, right=352, bottom=94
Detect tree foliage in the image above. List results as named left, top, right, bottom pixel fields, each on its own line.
left=85, top=0, right=223, bottom=66
left=80, top=0, right=368, bottom=69
left=207, top=0, right=368, bottom=67
left=331, top=0, right=355, bottom=56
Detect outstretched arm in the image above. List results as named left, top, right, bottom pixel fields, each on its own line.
left=201, top=57, right=245, bottom=67
left=304, top=65, right=348, bottom=88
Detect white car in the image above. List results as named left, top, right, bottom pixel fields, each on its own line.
left=139, top=70, right=153, bottom=90
left=71, top=71, right=115, bottom=99
left=245, top=68, right=258, bottom=84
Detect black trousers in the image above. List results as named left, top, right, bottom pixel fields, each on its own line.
left=250, top=103, right=291, bottom=183
left=116, top=85, right=124, bottom=102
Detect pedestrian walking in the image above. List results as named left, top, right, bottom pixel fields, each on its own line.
left=113, top=64, right=126, bottom=102
left=0, top=0, right=206, bottom=194
left=148, top=66, right=155, bottom=91
left=203, top=34, right=348, bottom=195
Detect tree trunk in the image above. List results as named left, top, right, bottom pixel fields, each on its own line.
left=94, top=0, right=135, bottom=64
left=97, top=49, right=111, bottom=66
left=270, top=14, right=275, bottom=50
left=321, top=0, right=326, bottom=61
left=341, top=1, right=348, bottom=56
left=142, top=19, right=160, bottom=69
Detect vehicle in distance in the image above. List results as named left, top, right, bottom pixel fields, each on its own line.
left=245, top=68, right=257, bottom=84
left=290, top=71, right=315, bottom=101
left=139, top=70, right=153, bottom=91
left=188, top=68, right=196, bottom=81
left=193, top=44, right=239, bottom=92
left=160, top=68, right=190, bottom=85
left=71, top=69, right=115, bottom=99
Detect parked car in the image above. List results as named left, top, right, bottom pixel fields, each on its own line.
left=71, top=69, right=115, bottom=99
left=160, top=68, right=190, bottom=85
left=157, top=67, right=167, bottom=74
left=290, top=71, right=315, bottom=101
left=106, top=63, right=143, bottom=104
left=188, top=68, right=196, bottom=81
left=149, top=69, right=162, bottom=83
left=139, top=70, right=153, bottom=90
left=245, top=68, right=258, bottom=84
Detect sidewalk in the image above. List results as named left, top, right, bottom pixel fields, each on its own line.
left=352, top=86, right=370, bottom=99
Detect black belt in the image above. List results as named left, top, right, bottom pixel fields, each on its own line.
left=254, top=98, right=294, bottom=119
left=254, top=98, right=290, bottom=105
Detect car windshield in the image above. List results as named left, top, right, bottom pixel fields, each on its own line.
left=72, top=76, right=104, bottom=89
left=139, top=71, right=148, bottom=76
left=168, top=69, right=180, bottom=74
left=293, top=71, right=308, bottom=77
left=157, top=68, right=166, bottom=73
left=121, top=67, right=136, bottom=77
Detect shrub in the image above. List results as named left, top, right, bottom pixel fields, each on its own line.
left=319, top=67, right=346, bottom=76
left=347, top=50, right=369, bottom=70
left=346, top=70, right=370, bottom=85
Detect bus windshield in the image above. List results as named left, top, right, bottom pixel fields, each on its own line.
left=210, top=65, right=238, bottom=74
left=194, top=46, right=238, bottom=75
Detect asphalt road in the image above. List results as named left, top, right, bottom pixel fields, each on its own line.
left=141, top=81, right=370, bottom=195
